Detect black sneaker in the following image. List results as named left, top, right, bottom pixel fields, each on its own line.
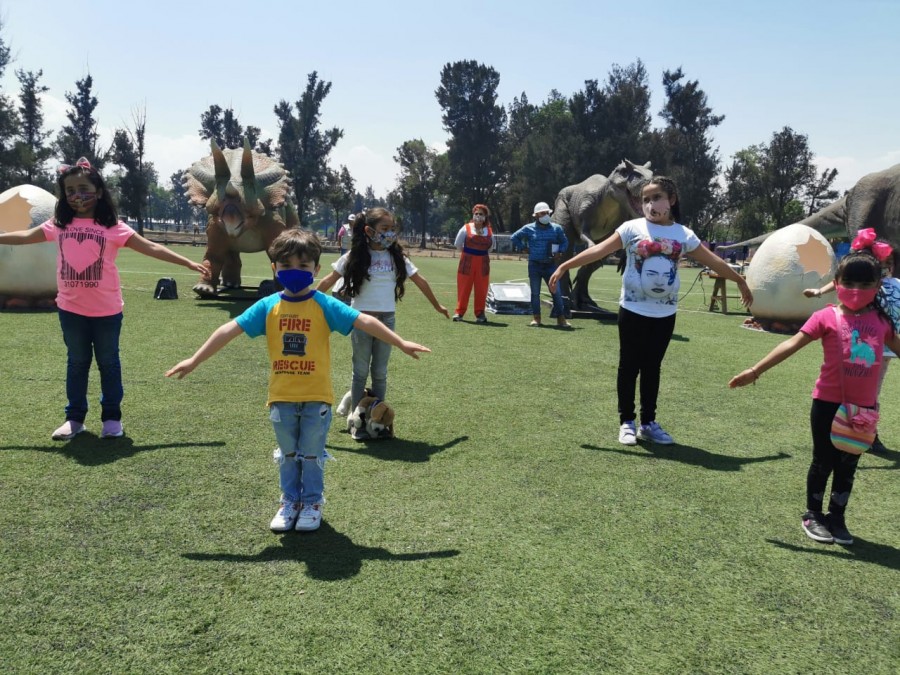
left=801, top=511, right=834, bottom=544
left=475, top=314, right=487, bottom=324
left=826, top=513, right=854, bottom=545
left=869, top=435, right=888, bottom=454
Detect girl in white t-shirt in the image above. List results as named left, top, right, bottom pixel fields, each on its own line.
left=318, top=208, right=449, bottom=437
left=550, top=176, right=752, bottom=446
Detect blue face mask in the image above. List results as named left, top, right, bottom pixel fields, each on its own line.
left=276, top=269, right=315, bottom=293
left=369, top=229, right=397, bottom=248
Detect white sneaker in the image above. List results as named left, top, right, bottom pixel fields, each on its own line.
left=295, top=503, right=323, bottom=531
left=618, top=421, right=637, bottom=446
left=51, top=420, right=85, bottom=441
left=638, top=421, right=674, bottom=445
left=270, top=500, right=300, bottom=532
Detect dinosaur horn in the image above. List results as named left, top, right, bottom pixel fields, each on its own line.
left=211, top=139, right=230, bottom=193
left=240, top=138, right=259, bottom=206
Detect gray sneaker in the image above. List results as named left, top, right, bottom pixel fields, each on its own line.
left=638, top=421, right=674, bottom=444
left=802, top=511, right=834, bottom=544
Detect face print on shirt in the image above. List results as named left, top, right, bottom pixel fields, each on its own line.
left=623, top=237, right=682, bottom=305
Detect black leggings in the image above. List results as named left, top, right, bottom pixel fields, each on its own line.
left=617, top=307, right=676, bottom=425
left=808, top=399, right=861, bottom=515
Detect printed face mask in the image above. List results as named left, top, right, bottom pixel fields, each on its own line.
left=643, top=198, right=670, bottom=221
left=276, top=269, right=315, bottom=294
left=369, top=229, right=397, bottom=248
left=537, top=215, right=551, bottom=225
left=67, top=191, right=98, bottom=212
left=473, top=214, right=486, bottom=223
left=835, top=285, right=878, bottom=311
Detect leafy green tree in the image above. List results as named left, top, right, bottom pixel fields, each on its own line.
left=804, top=167, right=840, bottom=216
left=112, top=108, right=152, bottom=235
left=0, top=21, right=22, bottom=189
left=169, top=170, right=195, bottom=228
left=394, top=139, right=440, bottom=248
left=14, top=69, right=53, bottom=188
left=56, top=75, right=106, bottom=169
left=274, top=72, right=343, bottom=223
left=199, top=105, right=226, bottom=147
left=654, top=68, right=725, bottom=237
left=569, top=61, right=652, bottom=179
left=435, top=60, right=507, bottom=211
left=199, top=106, right=272, bottom=154
left=322, top=165, right=355, bottom=237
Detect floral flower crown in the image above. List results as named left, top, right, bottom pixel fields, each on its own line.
left=635, top=238, right=682, bottom=261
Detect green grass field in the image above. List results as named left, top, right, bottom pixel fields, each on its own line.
left=1, top=246, right=898, bottom=673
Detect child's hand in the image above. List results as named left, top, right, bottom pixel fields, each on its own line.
left=435, top=304, right=451, bottom=319
left=736, top=278, right=753, bottom=308
left=165, top=359, right=197, bottom=379
left=802, top=288, right=821, bottom=298
left=398, top=341, right=431, bottom=359
left=728, top=368, right=759, bottom=388
left=549, top=269, right=562, bottom=292
left=192, top=261, right=211, bottom=280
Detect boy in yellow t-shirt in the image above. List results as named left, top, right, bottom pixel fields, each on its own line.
left=166, top=229, right=430, bottom=532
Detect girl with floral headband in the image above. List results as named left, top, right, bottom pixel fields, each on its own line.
left=0, top=158, right=210, bottom=441
left=804, top=227, right=900, bottom=453
left=550, top=175, right=752, bottom=446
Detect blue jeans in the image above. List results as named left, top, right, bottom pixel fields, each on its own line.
left=269, top=402, right=332, bottom=505
left=527, top=260, right=565, bottom=318
left=350, top=312, right=395, bottom=408
left=58, top=309, right=124, bottom=423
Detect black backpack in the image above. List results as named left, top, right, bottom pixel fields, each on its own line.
left=154, top=278, right=178, bottom=299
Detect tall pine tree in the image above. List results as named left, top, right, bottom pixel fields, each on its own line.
left=14, top=69, right=53, bottom=188
left=56, top=75, right=106, bottom=169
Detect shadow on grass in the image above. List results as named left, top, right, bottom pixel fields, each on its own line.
left=453, top=318, right=510, bottom=328
left=766, top=538, right=900, bottom=571
left=0, top=434, right=226, bottom=466
left=670, top=333, right=690, bottom=342
left=582, top=442, right=791, bottom=472
left=329, top=435, right=468, bottom=462
left=858, top=447, right=900, bottom=471
left=183, top=521, right=460, bottom=580
left=192, top=296, right=260, bottom=319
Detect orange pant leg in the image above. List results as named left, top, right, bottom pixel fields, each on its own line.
left=456, top=271, right=475, bottom=316
left=473, top=264, right=489, bottom=316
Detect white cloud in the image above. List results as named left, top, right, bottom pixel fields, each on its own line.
left=816, top=151, right=900, bottom=193
left=146, top=134, right=209, bottom=188
left=329, top=144, right=398, bottom=197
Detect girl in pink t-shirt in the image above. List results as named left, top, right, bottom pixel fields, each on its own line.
left=0, top=158, right=209, bottom=441
left=730, top=249, right=900, bottom=546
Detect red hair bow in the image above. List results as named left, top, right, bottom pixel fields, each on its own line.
left=851, top=227, right=893, bottom=262
left=57, top=157, right=93, bottom=174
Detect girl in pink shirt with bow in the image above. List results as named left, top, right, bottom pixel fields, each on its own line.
left=0, top=158, right=209, bottom=441
left=731, top=246, right=900, bottom=546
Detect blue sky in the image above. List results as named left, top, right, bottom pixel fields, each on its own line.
left=2, top=0, right=898, bottom=197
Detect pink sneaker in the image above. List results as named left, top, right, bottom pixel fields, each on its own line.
left=51, top=421, right=85, bottom=441
left=100, top=420, right=124, bottom=438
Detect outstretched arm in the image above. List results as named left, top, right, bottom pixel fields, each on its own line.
left=316, top=270, right=342, bottom=293
left=0, top=228, right=48, bottom=245
left=728, top=331, right=813, bottom=387
left=410, top=272, right=450, bottom=318
left=803, top=281, right=835, bottom=298
left=165, top=320, right=244, bottom=379
left=549, top=231, right=623, bottom=292
left=354, top=313, right=431, bottom=359
left=689, top=245, right=753, bottom=307
left=126, top=233, right=210, bottom=277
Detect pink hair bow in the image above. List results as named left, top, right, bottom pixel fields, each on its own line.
left=851, top=227, right=893, bottom=261
left=57, top=157, right=93, bottom=174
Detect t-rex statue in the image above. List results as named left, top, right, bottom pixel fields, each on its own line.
left=553, top=159, right=653, bottom=313
left=184, top=139, right=299, bottom=297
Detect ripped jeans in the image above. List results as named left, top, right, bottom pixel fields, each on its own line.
left=269, top=401, right=333, bottom=505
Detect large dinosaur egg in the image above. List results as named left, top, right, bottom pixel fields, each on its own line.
left=745, top=223, right=836, bottom=321
left=0, top=185, right=58, bottom=305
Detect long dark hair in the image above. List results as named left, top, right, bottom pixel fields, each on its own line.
left=343, top=207, right=408, bottom=301
left=54, top=162, right=119, bottom=228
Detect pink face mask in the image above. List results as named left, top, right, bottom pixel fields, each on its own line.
left=642, top=198, right=670, bottom=221
left=835, top=285, right=878, bottom=311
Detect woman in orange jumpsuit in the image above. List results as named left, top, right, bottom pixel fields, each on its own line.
left=453, top=204, right=493, bottom=323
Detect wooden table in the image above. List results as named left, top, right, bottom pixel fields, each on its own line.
left=706, top=272, right=744, bottom=313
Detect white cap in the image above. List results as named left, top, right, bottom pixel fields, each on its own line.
left=348, top=214, right=356, bottom=222
left=533, top=202, right=552, bottom=216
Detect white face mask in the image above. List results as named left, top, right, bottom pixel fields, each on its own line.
left=473, top=214, right=486, bottom=223
left=537, top=215, right=551, bottom=225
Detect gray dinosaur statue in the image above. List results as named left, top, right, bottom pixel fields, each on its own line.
left=553, top=159, right=653, bottom=313
left=722, top=163, right=900, bottom=251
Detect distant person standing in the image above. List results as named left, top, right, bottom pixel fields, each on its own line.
left=337, top=214, right=355, bottom=255
left=453, top=204, right=493, bottom=323
left=510, top=201, right=571, bottom=329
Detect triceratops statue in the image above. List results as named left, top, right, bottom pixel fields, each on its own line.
left=184, top=139, right=299, bottom=297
